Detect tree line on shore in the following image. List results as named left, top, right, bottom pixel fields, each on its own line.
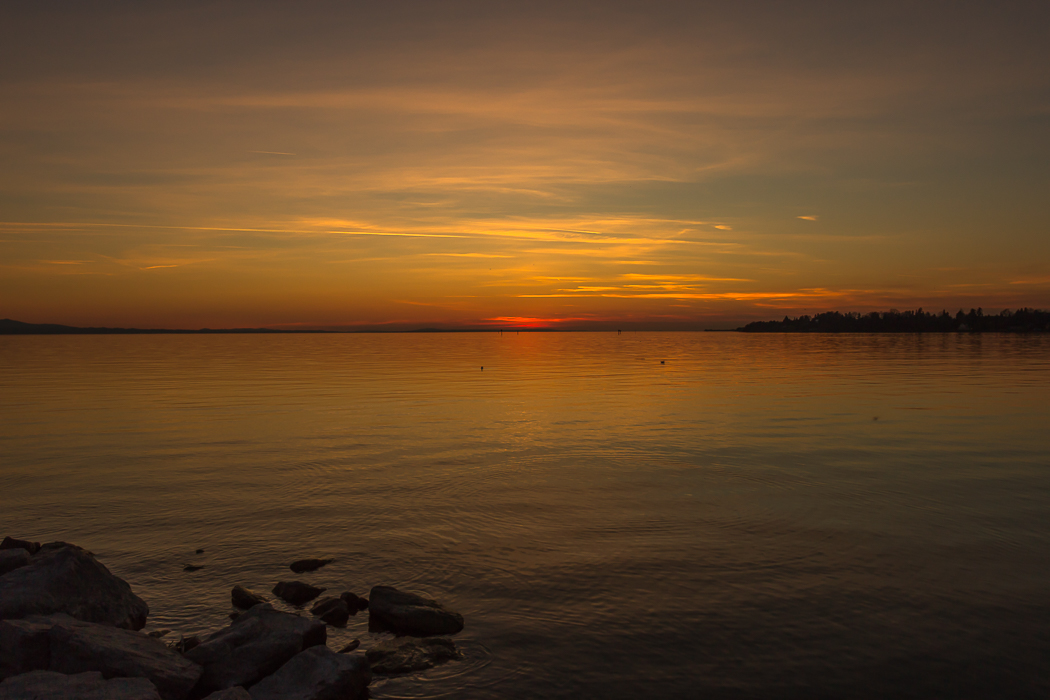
left=738, top=308, right=1050, bottom=333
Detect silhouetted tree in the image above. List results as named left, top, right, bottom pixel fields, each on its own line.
left=738, top=308, right=1050, bottom=333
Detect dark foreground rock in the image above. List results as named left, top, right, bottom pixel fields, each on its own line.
left=248, top=646, right=370, bottom=700
left=0, top=618, right=51, bottom=679
left=272, top=582, right=325, bottom=606
left=184, top=604, right=325, bottom=694
left=0, top=614, right=200, bottom=700
left=0, top=543, right=149, bottom=630
left=0, top=538, right=40, bottom=556
left=309, top=598, right=349, bottom=627
left=368, top=586, right=463, bottom=637
left=231, top=586, right=268, bottom=610
left=0, top=670, right=161, bottom=700
left=48, top=615, right=201, bottom=700
left=202, top=688, right=251, bottom=700
left=288, top=559, right=333, bottom=574
left=365, top=637, right=459, bottom=674
left=0, top=551, right=29, bottom=578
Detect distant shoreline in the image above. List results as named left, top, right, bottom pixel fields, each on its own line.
left=4, top=308, right=1049, bottom=335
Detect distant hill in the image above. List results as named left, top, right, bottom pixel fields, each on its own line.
left=738, top=308, right=1050, bottom=333
left=0, top=319, right=333, bottom=335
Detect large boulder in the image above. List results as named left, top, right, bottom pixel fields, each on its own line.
left=184, top=604, right=325, bottom=694
left=367, top=586, right=463, bottom=637
left=1, top=614, right=199, bottom=700
left=45, top=615, right=201, bottom=700
left=0, top=670, right=161, bottom=700
left=0, top=543, right=148, bottom=630
left=365, top=637, right=459, bottom=674
left=0, top=551, right=29, bottom=578
left=272, top=582, right=325, bottom=606
left=248, top=646, right=370, bottom=700
left=0, top=619, right=51, bottom=680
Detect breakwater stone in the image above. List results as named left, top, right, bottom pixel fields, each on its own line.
left=184, top=604, right=326, bottom=694
left=230, top=586, right=268, bottom=610
left=0, top=614, right=201, bottom=700
left=0, top=551, right=29, bottom=578
left=310, top=598, right=350, bottom=627
left=288, top=559, right=333, bottom=574
left=202, top=688, right=251, bottom=699
left=248, top=645, right=370, bottom=700
left=0, top=539, right=40, bottom=556
left=272, top=581, right=325, bottom=606
left=368, top=586, right=463, bottom=637
left=0, top=670, right=161, bottom=700
left=0, top=543, right=149, bottom=630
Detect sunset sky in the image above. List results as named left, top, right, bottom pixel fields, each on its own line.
left=2, top=1, right=1048, bottom=329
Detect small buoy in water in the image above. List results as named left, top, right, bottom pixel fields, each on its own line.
left=660, top=360, right=665, bottom=364
left=481, top=366, right=484, bottom=370
left=195, top=548, right=204, bottom=554
left=873, top=416, right=879, bottom=421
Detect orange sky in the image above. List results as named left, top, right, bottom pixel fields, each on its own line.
left=2, top=2, right=1048, bottom=329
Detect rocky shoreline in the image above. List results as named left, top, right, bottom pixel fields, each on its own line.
left=0, top=536, right=465, bottom=699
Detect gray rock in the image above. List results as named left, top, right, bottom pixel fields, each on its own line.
left=42, top=615, right=201, bottom=700
left=184, top=604, right=325, bottom=694
left=248, top=646, right=370, bottom=700
left=288, top=559, right=333, bottom=574
left=365, top=637, right=459, bottom=674
left=272, top=581, right=325, bottom=606
left=0, top=670, right=161, bottom=700
left=367, top=586, right=463, bottom=637
left=0, top=551, right=30, bottom=577
left=202, top=688, right=251, bottom=700
left=0, top=618, right=52, bottom=679
left=0, top=538, right=40, bottom=556
left=0, top=543, right=149, bottom=630
left=230, top=587, right=268, bottom=610
left=309, top=598, right=349, bottom=627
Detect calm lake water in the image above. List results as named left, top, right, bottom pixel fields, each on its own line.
left=2, top=332, right=1049, bottom=698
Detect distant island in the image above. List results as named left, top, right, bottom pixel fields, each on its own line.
left=738, top=308, right=1050, bottom=333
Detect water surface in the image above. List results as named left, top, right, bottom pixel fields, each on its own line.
left=2, top=332, right=1049, bottom=698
